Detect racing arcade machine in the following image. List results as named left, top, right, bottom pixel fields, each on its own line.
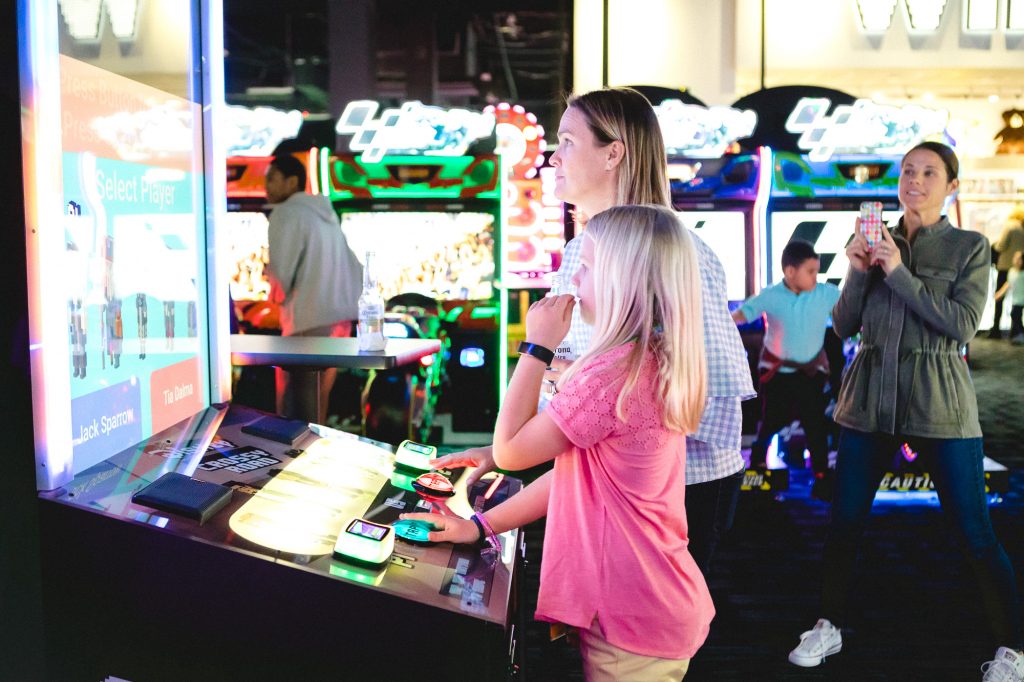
left=661, top=94, right=761, bottom=304
left=330, top=100, right=506, bottom=445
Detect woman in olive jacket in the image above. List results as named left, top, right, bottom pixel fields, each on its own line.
left=788, top=142, right=1023, bottom=677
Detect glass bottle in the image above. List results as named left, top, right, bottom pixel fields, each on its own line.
left=357, top=251, right=386, bottom=351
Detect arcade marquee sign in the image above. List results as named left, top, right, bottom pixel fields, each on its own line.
left=785, top=97, right=949, bottom=162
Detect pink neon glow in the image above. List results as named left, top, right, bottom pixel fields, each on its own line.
left=484, top=473, right=505, bottom=501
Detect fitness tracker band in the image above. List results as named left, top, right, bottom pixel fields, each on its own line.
left=517, top=341, right=555, bottom=366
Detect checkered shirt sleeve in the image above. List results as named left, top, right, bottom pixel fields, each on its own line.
left=686, top=229, right=755, bottom=480
left=552, top=236, right=591, bottom=360
left=686, top=398, right=747, bottom=484
left=554, top=230, right=754, bottom=483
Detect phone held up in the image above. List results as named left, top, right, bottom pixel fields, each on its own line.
left=860, top=201, right=884, bottom=248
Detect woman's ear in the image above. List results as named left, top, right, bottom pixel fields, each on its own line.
left=605, top=140, right=626, bottom=171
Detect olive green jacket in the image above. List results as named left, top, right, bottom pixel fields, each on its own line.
left=832, top=217, right=989, bottom=438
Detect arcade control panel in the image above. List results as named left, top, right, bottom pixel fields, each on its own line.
left=325, top=458, right=522, bottom=620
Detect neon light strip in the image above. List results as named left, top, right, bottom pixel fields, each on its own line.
left=202, top=0, right=231, bottom=404
left=497, top=155, right=508, bottom=403
left=753, top=146, right=773, bottom=293
left=19, top=0, right=74, bottom=490
left=483, top=473, right=505, bottom=501
left=308, top=148, right=319, bottom=195
left=319, top=147, right=331, bottom=196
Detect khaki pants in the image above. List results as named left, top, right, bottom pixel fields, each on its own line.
left=578, top=618, right=690, bottom=682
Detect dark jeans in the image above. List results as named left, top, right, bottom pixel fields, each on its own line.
left=749, top=371, right=830, bottom=474
left=1011, top=304, right=1023, bottom=338
left=685, top=469, right=744, bottom=577
left=821, top=427, right=1022, bottom=649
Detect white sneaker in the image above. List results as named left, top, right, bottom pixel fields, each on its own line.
left=788, top=618, right=842, bottom=667
left=982, top=647, right=1024, bottom=682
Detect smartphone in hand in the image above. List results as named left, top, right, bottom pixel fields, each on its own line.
left=860, top=201, right=884, bottom=248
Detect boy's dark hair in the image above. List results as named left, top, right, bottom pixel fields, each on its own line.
left=781, top=239, right=819, bottom=270
left=269, top=154, right=307, bottom=191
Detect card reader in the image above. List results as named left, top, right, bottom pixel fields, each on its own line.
left=333, top=518, right=395, bottom=566
left=394, top=440, right=438, bottom=472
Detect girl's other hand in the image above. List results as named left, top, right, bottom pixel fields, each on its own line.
left=870, top=225, right=903, bottom=275
left=847, top=219, right=872, bottom=272
left=432, top=446, right=496, bottom=488
left=525, top=294, right=575, bottom=351
left=398, top=513, right=480, bottom=544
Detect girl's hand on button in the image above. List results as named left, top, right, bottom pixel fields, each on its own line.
left=398, top=513, right=479, bottom=544
left=432, top=446, right=495, bottom=488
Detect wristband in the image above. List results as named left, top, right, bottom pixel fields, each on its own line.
left=472, top=512, right=501, bottom=552
left=517, top=341, right=555, bottom=366
left=469, top=514, right=486, bottom=544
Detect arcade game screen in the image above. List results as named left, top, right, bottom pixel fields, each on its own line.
left=677, top=211, right=747, bottom=301
left=340, top=211, right=496, bottom=301
left=225, top=212, right=271, bottom=302
left=22, top=0, right=217, bottom=482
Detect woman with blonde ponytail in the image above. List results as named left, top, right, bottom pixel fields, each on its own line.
left=403, top=204, right=713, bottom=679
left=433, top=86, right=754, bottom=578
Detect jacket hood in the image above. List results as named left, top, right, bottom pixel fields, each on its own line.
left=276, top=191, right=338, bottom=223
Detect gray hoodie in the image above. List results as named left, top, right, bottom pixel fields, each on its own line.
left=266, top=192, right=362, bottom=335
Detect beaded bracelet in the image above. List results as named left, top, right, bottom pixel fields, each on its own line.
left=472, top=511, right=501, bottom=552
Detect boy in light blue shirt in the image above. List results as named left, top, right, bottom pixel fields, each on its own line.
left=733, top=239, right=840, bottom=500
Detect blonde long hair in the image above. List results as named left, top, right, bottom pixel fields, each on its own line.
left=558, top=205, right=707, bottom=433
left=566, top=87, right=671, bottom=219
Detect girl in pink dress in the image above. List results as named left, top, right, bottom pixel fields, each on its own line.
left=403, top=204, right=713, bottom=680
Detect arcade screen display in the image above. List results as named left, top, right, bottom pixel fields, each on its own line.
left=340, top=211, right=496, bottom=301
left=767, top=210, right=868, bottom=287
left=677, top=211, right=747, bottom=302
left=22, top=0, right=215, bottom=481
left=225, top=212, right=271, bottom=301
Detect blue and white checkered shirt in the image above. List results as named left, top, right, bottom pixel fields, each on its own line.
left=552, top=230, right=755, bottom=485
left=551, top=237, right=592, bottom=359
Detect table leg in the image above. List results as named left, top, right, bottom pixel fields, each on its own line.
left=288, top=368, right=321, bottom=424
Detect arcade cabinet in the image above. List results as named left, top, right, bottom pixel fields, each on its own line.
left=16, top=3, right=525, bottom=679
left=661, top=96, right=762, bottom=304
left=324, top=140, right=506, bottom=444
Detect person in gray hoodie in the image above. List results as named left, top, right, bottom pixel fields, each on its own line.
left=788, top=142, right=1023, bottom=680
left=265, top=154, right=361, bottom=422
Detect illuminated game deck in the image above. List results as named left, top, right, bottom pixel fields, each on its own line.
left=39, top=404, right=524, bottom=679
left=47, top=403, right=521, bottom=626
